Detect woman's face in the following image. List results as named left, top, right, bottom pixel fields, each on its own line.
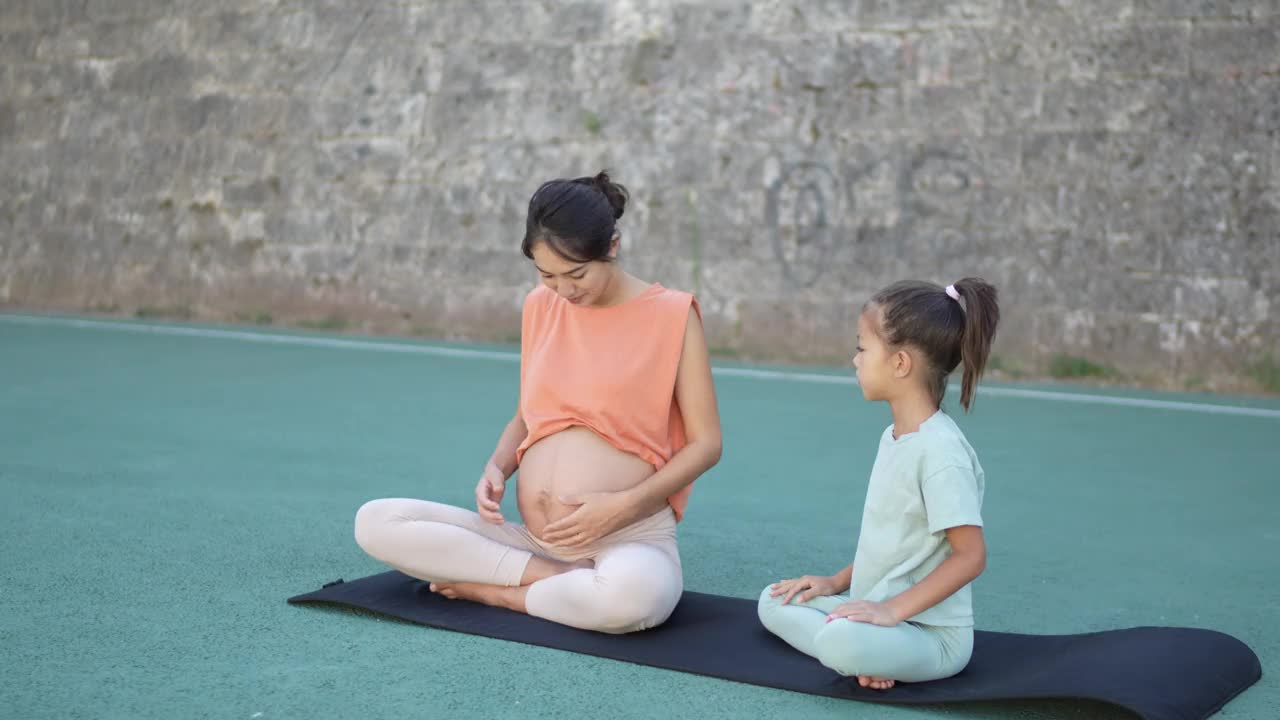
left=530, top=238, right=619, bottom=307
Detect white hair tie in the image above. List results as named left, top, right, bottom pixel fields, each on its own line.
left=945, top=284, right=966, bottom=313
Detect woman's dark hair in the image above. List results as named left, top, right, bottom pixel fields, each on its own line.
left=521, top=171, right=628, bottom=263
left=867, top=278, right=1000, bottom=412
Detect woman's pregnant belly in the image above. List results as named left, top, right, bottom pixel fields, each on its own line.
left=517, top=426, right=655, bottom=540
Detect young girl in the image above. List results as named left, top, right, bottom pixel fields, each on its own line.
left=758, top=278, right=999, bottom=689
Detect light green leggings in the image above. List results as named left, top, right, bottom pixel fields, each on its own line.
left=757, top=587, right=973, bottom=682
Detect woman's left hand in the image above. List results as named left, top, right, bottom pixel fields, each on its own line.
left=540, top=491, right=634, bottom=547
left=826, top=600, right=899, bottom=627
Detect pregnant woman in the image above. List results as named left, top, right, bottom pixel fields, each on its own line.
left=354, top=171, right=722, bottom=633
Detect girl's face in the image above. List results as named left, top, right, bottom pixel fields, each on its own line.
left=853, top=308, right=895, bottom=401
left=530, top=237, right=619, bottom=307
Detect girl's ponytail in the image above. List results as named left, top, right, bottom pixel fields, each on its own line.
left=950, top=278, right=1000, bottom=412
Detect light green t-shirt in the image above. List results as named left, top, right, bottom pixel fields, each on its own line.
left=848, top=410, right=985, bottom=627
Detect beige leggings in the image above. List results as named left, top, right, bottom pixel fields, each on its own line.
left=354, top=498, right=682, bottom=634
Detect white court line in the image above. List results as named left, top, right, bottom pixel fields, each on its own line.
left=0, top=313, right=523, bottom=362
left=4, top=312, right=1279, bottom=419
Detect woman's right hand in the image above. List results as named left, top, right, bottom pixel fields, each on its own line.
left=769, top=574, right=838, bottom=605
left=475, top=462, right=506, bottom=524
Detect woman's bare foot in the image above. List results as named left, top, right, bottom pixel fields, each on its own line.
left=520, top=555, right=594, bottom=585
left=429, top=581, right=525, bottom=612
left=429, top=556, right=594, bottom=613
left=857, top=675, right=895, bottom=690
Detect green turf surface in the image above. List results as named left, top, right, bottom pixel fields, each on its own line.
left=2, top=315, right=1275, bottom=719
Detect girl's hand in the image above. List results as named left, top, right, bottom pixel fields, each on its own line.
left=475, top=463, right=506, bottom=524
left=769, top=575, right=838, bottom=605
left=827, top=600, right=899, bottom=627
left=540, top=491, right=633, bottom=547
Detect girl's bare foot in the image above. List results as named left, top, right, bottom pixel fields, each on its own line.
left=857, top=675, right=895, bottom=690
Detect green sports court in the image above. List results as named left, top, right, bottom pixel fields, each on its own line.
left=2, top=313, right=1275, bottom=719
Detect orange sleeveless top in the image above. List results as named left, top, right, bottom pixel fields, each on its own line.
left=516, top=283, right=701, bottom=521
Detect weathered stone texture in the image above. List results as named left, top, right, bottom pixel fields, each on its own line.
left=1, top=0, right=1277, bottom=389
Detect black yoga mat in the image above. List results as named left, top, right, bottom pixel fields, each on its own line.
left=289, top=572, right=1260, bottom=720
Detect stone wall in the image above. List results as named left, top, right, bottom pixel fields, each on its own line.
left=2, top=0, right=1278, bottom=389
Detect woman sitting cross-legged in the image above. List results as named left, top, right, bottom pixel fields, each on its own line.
left=354, top=171, right=722, bottom=633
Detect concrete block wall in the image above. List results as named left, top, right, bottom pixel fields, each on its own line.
left=1, top=0, right=1277, bottom=388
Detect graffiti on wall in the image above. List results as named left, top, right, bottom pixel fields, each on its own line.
left=765, top=145, right=986, bottom=288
